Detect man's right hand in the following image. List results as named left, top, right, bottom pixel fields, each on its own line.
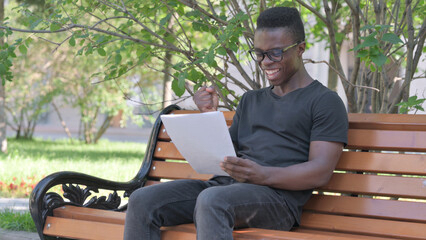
left=193, top=86, right=219, bottom=112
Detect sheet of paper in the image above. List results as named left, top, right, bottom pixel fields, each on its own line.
left=160, top=111, right=236, bottom=176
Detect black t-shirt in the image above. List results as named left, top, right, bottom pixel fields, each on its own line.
left=229, top=80, right=348, bottom=225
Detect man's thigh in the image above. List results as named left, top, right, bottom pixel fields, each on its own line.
left=128, top=179, right=219, bottom=226
left=197, top=183, right=295, bottom=230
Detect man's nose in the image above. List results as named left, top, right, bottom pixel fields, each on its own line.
left=261, top=54, right=274, bottom=66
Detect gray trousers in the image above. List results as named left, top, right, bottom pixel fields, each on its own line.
left=123, top=176, right=295, bottom=240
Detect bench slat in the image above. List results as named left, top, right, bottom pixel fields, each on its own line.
left=347, top=129, right=426, bottom=151
left=348, top=113, right=426, bottom=131
left=320, top=173, right=426, bottom=199
left=300, top=212, right=426, bottom=240
left=152, top=142, right=426, bottom=175
left=165, top=111, right=426, bottom=131
left=53, top=205, right=125, bottom=224
left=293, top=228, right=404, bottom=240
left=148, top=161, right=426, bottom=199
left=305, top=195, right=426, bottom=222
left=337, top=151, right=425, bottom=175
left=44, top=216, right=124, bottom=240
left=145, top=180, right=426, bottom=222
left=159, top=128, right=426, bottom=151
left=154, top=141, right=184, bottom=160
left=148, top=160, right=212, bottom=181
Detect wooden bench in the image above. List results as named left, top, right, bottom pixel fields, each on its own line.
left=30, top=104, right=426, bottom=240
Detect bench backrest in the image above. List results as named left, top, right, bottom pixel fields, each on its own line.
left=142, top=106, right=426, bottom=239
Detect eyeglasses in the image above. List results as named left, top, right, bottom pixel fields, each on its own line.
left=249, top=42, right=302, bottom=63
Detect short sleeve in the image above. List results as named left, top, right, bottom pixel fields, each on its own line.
left=310, top=92, right=348, bottom=146
left=229, top=93, right=246, bottom=146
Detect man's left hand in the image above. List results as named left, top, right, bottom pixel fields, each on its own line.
left=220, top=156, right=268, bottom=184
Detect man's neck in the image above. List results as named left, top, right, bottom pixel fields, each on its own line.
left=272, top=70, right=314, bottom=97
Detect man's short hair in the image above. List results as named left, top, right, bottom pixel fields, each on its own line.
left=256, top=7, right=305, bottom=43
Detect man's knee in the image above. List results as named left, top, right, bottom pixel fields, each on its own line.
left=127, top=187, right=157, bottom=215
left=195, top=187, right=231, bottom=213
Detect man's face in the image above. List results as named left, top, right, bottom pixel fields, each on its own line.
left=253, top=28, right=303, bottom=87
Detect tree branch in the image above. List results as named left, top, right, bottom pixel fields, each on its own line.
left=304, top=59, right=379, bottom=91
left=294, top=0, right=327, bottom=24
left=0, top=24, right=190, bottom=54
left=177, top=0, right=228, bottom=26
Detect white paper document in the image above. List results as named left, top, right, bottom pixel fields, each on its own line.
left=160, top=111, right=236, bottom=176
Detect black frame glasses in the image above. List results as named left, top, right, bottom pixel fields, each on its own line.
left=249, top=42, right=302, bottom=63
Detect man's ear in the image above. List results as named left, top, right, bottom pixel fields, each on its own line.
left=297, top=42, right=306, bottom=56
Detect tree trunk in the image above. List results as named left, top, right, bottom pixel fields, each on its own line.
left=162, top=50, right=172, bottom=109
left=162, top=17, right=174, bottom=109
left=0, top=0, right=7, bottom=153
left=327, top=57, right=338, bottom=92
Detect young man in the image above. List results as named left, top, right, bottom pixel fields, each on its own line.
left=124, top=7, right=348, bottom=240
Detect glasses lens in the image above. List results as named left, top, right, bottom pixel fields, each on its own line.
left=267, top=49, right=283, bottom=62
left=249, top=50, right=264, bottom=62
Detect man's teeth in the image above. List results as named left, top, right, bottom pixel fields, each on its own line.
left=265, top=69, right=279, bottom=75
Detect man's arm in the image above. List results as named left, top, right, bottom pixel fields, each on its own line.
left=220, top=141, right=343, bottom=190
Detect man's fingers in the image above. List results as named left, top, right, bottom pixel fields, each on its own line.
left=205, top=86, right=215, bottom=92
left=221, top=160, right=249, bottom=174
left=224, top=156, right=250, bottom=166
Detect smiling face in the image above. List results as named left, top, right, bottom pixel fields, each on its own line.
left=254, top=27, right=306, bottom=95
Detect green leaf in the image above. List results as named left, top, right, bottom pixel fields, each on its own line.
left=30, top=19, right=43, bottom=30
left=407, top=95, right=418, bottom=103
left=85, top=43, right=93, bottom=55
left=335, top=32, right=345, bottom=43
left=398, top=106, right=408, bottom=114
left=160, top=14, right=172, bottom=26
left=186, top=10, right=201, bottom=18
left=172, top=62, right=185, bottom=71
left=187, top=69, right=202, bottom=82
left=97, top=48, right=106, bottom=56
left=115, top=53, right=122, bottom=64
left=362, top=34, right=379, bottom=47
left=0, top=63, right=6, bottom=74
left=415, top=99, right=426, bottom=105
left=69, top=36, right=76, bottom=46
left=370, top=52, right=387, bottom=67
left=228, top=42, right=239, bottom=52
left=25, top=38, right=34, bottom=46
left=50, top=23, right=62, bottom=32
left=210, top=26, right=219, bottom=35
left=414, top=106, right=425, bottom=111
left=192, top=22, right=203, bottom=31
left=8, top=48, right=16, bottom=58
left=18, top=45, right=27, bottom=55
left=205, top=50, right=217, bottom=67
left=216, top=47, right=227, bottom=56
left=0, top=51, right=7, bottom=60
left=382, top=33, right=403, bottom=44
left=177, top=72, right=187, bottom=89
left=356, top=49, right=369, bottom=58
left=375, top=25, right=392, bottom=31
left=172, top=79, right=185, bottom=97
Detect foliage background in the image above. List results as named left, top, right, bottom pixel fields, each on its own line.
left=0, top=0, right=424, bottom=152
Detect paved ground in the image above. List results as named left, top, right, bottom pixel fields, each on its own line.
left=0, top=198, right=29, bottom=212
left=0, top=228, right=40, bottom=240
left=0, top=198, right=40, bottom=240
